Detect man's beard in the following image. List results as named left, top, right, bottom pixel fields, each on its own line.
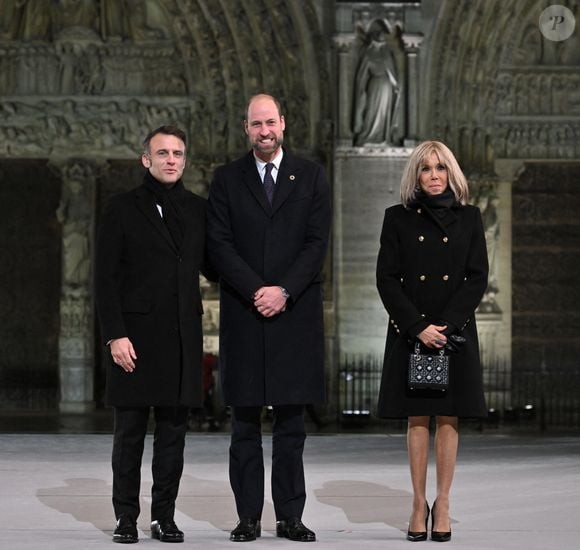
left=253, top=134, right=283, bottom=155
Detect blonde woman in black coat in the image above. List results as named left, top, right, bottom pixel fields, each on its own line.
left=376, top=141, right=488, bottom=542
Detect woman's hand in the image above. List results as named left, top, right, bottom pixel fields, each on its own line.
left=417, top=324, right=447, bottom=349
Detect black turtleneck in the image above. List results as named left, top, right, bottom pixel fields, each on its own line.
left=143, top=171, right=186, bottom=250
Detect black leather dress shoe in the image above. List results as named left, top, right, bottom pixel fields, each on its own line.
left=276, top=518, right=316, bottom=542
left=151, top=519, right=184, bottom=543
left=230, top=518, right=261, bottom=542
left=113, top=515, right=138, bottom=544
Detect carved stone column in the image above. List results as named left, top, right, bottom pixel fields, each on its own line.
left=334, top=34, right=356, bottom=145
left=53, top=159, right=101, bottom=413
left=402, top=33, right=423, bottom=146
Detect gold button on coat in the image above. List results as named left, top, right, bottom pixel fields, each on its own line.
left=443, top=236, right=449, bottom=243
left=419, top=275, right=426, bottom=281
left=443, top=275, right=449, bottom=281
left=418, top=235, right=425, bottom=242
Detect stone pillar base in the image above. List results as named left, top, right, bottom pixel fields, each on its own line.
left=59, top=401, right=96, bottom=414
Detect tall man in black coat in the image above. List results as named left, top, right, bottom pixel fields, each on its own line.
left=207, top=94, right=331, bottom=543
left=96, top=125, right=208, bottom=544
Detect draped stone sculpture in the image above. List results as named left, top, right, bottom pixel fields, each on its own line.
left=56, top=174, right=92, bottom=293
left=352, top=20, right=400, bottom=146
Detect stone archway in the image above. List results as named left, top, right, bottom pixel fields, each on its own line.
left=425, top=0, right=580, bottom=408
left=0, top=0, right=332, bottom=412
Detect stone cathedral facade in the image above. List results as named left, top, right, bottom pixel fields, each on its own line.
left=0, top=0, right=578, bottom=417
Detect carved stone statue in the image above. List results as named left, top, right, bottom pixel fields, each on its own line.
left=53, top=0, right=99, bottom=34
left=19, top=0, right=52, bottom=40
left=475, top=184, right=501, bottom=313
left=352, top=20, right=400, bottom=146
left=102, top=0, right=127, bottom=40
left=0, top=0, right=26, bottom=40
left=56, top=169, right=92, bottom=294
left=126, top=0, right=167, bottom=40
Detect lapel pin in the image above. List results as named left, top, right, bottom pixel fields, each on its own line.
left=289, top=175, right=295, bottom=180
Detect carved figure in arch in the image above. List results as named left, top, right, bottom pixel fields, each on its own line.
left=53, top=0, right=99, bottom=35
left=551, top=77, right=564, bottom=114
left=495, top=73, right=513, bottom=115
left=126, top=0, right=168, bottom=41
left=75, top=44, right=105, bottom=94
left=19, top=0, right=52, bottom=40
left=0, top=0, right=26, bottom=40
left=56, top=174, right=92, bottom=294
left=514, top=24, right=542, bottom=65
left=515, top=75, right=528, bottom=115
left=352, top=19, right=401, bottom=146
left=560, top=29, right=580, bottom=64
left=102, top=0, right=128, bottom=40
left=475, top=185, right=500, bottom=313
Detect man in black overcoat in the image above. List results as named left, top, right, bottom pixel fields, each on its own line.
left=206, top=94, right=331, bottom=543
left=95, top=125, right=208, bottom=544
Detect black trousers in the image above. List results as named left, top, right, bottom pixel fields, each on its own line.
left=229, top=405, right=306, bottom=521
left=112, top=406, right=188, bottom=521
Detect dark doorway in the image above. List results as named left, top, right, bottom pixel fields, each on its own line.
left=0, top=160, right=61, bottom=409
left=512, top=162, right=580, bottom=372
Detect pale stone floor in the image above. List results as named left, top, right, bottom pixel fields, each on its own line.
left=0, top=428, right=579, bottom=550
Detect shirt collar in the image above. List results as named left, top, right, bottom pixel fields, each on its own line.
left=254, top=148, right=284, bottom=173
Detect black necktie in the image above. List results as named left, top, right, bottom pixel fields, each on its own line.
left=264, top=163, right=275, bottom=204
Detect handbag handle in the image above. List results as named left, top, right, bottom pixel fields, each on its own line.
left=414, top=341, right=445, bottom=357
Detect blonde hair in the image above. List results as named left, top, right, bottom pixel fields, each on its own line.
left=400, top=141, right=469, bottom=207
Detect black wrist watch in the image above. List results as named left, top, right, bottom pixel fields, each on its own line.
left=278, top=286, right=290, bottom=299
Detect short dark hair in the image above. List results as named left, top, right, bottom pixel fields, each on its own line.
left=143, top=125, right=187, bottom=155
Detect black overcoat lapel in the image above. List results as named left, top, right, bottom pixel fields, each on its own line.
left=240, top=153, right=272, bottom=215
left=271, top=153, right=300, bottom=213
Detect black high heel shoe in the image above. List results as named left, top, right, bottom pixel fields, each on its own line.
left=431, top=500, right=452, bottom=542
left=406, top=502, right=430, bottom=542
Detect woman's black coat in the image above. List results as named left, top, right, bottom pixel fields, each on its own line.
left=376, top=202, right=489, bottom=417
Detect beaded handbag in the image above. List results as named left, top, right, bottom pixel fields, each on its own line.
left=408, top=341, right=449, bottom=391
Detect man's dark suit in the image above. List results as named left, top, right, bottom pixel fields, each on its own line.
left=206, top=149, right=331, bottom=521
left=95, top=175, right=207, bottom=521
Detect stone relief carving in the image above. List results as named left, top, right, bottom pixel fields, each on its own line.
left=0, top=42, right=186, bottom=97
left=472, top=179, right=501, bottom=314
left=0, top=98, right=194, bottom=158
left=495, top=121, right=578, bottom=159
left=53, top=0, right=100, bottom=36
left=54, top=161, right=100, bottom=297
left=495, top=70, right=580, bottom=117
left=0, top=0, right=170, bottom=42
left=0, top=0, right=330, bottom=411
left=53, top=159, right=99, bottom=410
left=19, top=0, right=52, bottom=40
left=0, top=0, right=26, bottom=40
left=352, top=19, right=401, bottom=147
left=491, top=7, right=580, bottom=162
